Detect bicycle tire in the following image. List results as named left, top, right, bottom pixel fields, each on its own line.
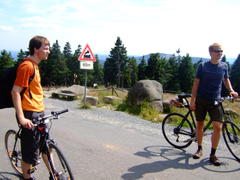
left=5, top=129, right=23, bottom=175
left=162, top=113, right=194, bottom=149
left=48, top=142, right=74, bottom=180
left=222, top=120, right=240, bottom=162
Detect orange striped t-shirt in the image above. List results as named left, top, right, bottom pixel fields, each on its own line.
left=14, top=57, right=44, bottom=112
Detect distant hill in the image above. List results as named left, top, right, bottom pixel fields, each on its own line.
left=97, top=53, right=236, bottom=65
left=96, top=53, right=210, bottom=65
left=8, top=50, right=236, bottom=64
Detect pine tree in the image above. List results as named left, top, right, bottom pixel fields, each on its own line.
left=123, top=57, right=138, bottom=88
left=178, top=54, right=195, bottom=93
left=138, top=56, right=147, bottom=80
left=63, top=42, right=74, bottom=85
left=17, top=49, right=29, bottom=64
left=92, top=55, right=104, bottom=85
left=0, top=50, right=15, bottom=70
left=104, top=37, right=128, bottom=87
left=146, top=53, right=170, bottom=86
left=146, top=53, right=160, bottom=80
left=40, top=40, right=69, bottom=86
left=164, top=55, right=180, bottom=93
left=72, top=45, right=84, bottom=85
left=230, top=54, right=240, bottom=93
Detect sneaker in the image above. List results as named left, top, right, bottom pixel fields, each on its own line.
left=192, top=150, right=203, bottom=159
left=209, top=155, right=221, bottom=166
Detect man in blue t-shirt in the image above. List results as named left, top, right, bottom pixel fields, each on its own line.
left=190, top=43, right=238, bottom=166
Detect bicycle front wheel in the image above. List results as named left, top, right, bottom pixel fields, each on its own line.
left=222, top=120, right=240, bottom=162
left=162, top=113, right=194, bottom=149
left=5, top=129, right=23, bottom=175
left=48, top=142, right=74, bottom=180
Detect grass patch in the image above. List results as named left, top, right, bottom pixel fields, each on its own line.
left=80, top=104, right=92, bottom=109
left=117, top=100, right=163, bottom=123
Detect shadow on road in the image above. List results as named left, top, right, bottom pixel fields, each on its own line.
left=0, top=171, right=21, bottom=180
left=121, top=145, right=240, bottom=180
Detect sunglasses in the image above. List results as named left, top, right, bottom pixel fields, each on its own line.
left=212, top=49, right=223, bottom=53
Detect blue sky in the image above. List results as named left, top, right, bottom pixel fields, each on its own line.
left=0, top=0, right=240, bottom=59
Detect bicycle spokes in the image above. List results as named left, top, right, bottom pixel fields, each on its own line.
left=223, top=121, right=240, bottom=162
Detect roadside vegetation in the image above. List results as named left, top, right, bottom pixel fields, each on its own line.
left=87, top=88, right=175, bottom=123
left=87, top=88, right=240, bottom=125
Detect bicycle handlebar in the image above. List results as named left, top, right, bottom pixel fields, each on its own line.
left=33, top=109, right=68, bottom=126
left=219, top=96, right=235, bottom=102
left=51, top=109, right=69, bottom=116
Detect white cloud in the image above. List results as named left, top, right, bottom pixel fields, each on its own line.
left=0, top=25, right=14, bottom=32
left=0, top=0, right=240, bottom=58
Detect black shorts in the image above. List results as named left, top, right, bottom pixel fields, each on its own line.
left=195, top=97, right=223, bottom=122
left=17, top=111, right=48, bottom=165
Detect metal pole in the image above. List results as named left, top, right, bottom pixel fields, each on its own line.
left=84, top=70, right=87, bottom=106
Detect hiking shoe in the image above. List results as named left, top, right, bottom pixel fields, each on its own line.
left=192, top=150, right=203, bottom=159
left=209, top=155, right=221, bottom=166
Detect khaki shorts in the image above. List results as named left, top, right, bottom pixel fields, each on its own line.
left=195, top=97, right=223, bottom=122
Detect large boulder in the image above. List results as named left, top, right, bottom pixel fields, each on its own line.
left=128, top=80, right=163, bottom=112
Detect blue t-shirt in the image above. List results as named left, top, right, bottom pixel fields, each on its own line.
left=196, top=61, right=229, bottom=101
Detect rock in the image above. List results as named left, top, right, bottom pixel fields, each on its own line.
left=62, top=85, right=87, bottom=96
left=103, top=96, right=122, bottom=104
left=128, top=80, right=163, bottom=112
left=50, top=85, right=87, bottom=100
left=163, top=101, right=171, bottom=113
left=51, top=92, right=77, bottom=101
left=84, top=96, right=98, bottom=106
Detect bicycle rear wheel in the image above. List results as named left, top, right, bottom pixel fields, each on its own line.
left=222, top=120, right=240, bottom=162
left=5, top=129, right=23, bottom=175
left=162, top=113, right=194, bottom=149
left=48, top=142, right=74, bottom=180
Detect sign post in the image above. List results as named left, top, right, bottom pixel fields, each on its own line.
left=78, top=44, right=96, bottom=106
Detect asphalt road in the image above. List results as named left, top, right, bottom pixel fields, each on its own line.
left=0, top=98, right=239, bottom=180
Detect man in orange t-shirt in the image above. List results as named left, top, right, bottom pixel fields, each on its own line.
left=11, top=36, right=50, bottom=180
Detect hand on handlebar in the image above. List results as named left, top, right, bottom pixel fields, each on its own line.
left=230, top=91, right=238, bottom=98
left=19, top=117, right=34, bottom=129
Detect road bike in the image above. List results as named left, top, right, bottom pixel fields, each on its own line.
left=162, top=94, right=240, bottom=162
left=5, top=109, right=74, bottom=180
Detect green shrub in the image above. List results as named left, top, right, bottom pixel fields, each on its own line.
left=117, top=100, right=162, bottom=122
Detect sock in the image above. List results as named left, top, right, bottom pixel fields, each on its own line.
left=197, top=145, right=202, bottom=151
left=210, top=148, right=216, bottom=156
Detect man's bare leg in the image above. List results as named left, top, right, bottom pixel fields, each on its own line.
left=21, top=161, right=32, bottom=179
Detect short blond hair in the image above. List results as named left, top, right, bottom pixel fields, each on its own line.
left=209, top=43, right=222, bottom=52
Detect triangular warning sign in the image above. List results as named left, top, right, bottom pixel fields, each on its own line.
left=78, top=44, right=96, bottom=61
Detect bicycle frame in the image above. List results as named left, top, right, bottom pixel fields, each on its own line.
left=178, top=96, right=196, bottom=129
left=175, top=96, right=223, bottom=141
left=163, top=95, right=240, bottom=161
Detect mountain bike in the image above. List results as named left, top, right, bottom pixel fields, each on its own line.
left=162, top=94, right=240, bottom=162
left=4, top=109, right=74, bottom=180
